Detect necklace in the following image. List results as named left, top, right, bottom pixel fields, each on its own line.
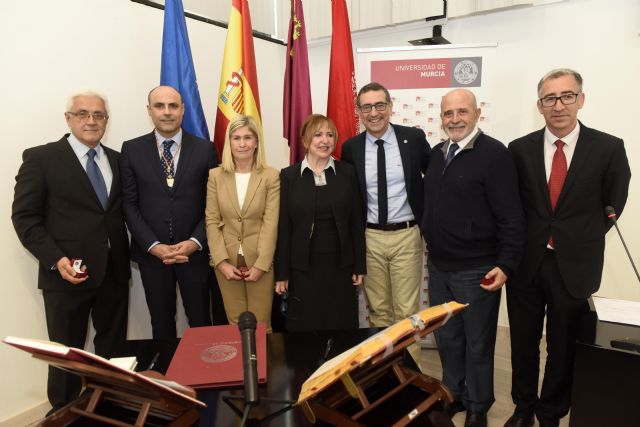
left=160, top=143, right=181, bottom=187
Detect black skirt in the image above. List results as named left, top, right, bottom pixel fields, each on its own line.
left=286, top=185, right=358, bottom=331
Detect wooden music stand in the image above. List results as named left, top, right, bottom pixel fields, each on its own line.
left=4, top=337, right=204, bottom=427
left=297, top=302, right=466, bottom=427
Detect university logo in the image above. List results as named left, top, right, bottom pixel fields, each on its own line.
left=201, top=344, right=238, bottom=363
left=453, top=60, right=479, bottom=85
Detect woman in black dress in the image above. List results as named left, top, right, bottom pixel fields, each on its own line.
left=274, top=114, right=366, bottom=331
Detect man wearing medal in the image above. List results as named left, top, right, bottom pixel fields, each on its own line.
left=120, top=85, right=219, bottom=339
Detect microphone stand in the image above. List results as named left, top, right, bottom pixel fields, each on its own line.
left=222, top=394, right=295, bottom=427
left=607, top=208, right=640, bottom=284
left=222, top=311, right=295, bottom=427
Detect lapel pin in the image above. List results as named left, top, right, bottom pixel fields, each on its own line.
left=403, top=140, right=408, bottom=144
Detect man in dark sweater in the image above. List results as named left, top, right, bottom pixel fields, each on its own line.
left=421, top=89, right=525, bottom=427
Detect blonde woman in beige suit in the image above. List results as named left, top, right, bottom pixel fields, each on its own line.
left=205, top=115, right=280, bottom=331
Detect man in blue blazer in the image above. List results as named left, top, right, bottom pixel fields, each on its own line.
left=342, top=82, right=430, bottom=328
left=120, top=86, right=219, bottom=338
left=505, top=69, right=631, bottom=427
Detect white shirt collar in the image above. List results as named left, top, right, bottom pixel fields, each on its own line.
left=366, top=125, right=395, bottom=146
left=301, top=155, right=336, bottom=176
left=155, top=128, right=183, bottom=147
left=67, top=133, right=104, bottom=159
left=544, top=122, right=580, bottom=147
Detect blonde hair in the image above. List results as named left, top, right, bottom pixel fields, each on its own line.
left=300, top=114, right=338, bottom=151
left=221, top=115, right=266, bottom=172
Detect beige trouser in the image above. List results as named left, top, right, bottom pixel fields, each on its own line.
left=215, top=255, right=274, bottom=332
left=363, top=225, right=423, bottom=326
left=364, top=225, right=424, bottom=365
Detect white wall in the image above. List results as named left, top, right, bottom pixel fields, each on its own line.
left=0, top=0, right=286, bottom=421
left=306, top=0, right=640, bottom=325
left=1, top=0, right=638, bottom=421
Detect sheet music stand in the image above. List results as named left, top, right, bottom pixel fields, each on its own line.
left=32, top=354, right=202, bottom=427
left=297, top=302, right=466, bottom=427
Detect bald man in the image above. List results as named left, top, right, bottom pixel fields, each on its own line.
left=421, top=89, right=525, bottom=426
left=120, top=86, right=219, bottom=338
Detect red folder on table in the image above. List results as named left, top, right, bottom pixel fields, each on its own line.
left=166, top=323, right=267, bottom=389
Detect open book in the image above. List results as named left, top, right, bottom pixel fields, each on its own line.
left=3, top=336, right=205, bottom=407
left=297, top=301, right=467, bottom=404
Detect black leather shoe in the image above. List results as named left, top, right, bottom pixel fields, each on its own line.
left=503, top=413, right=534, bottom=427
left=46, top=403, right=65, bottom=417
left=537, top=417, right=559, bottom=427
left=442, top=400, right=466, bottom=417
left=464, top=410, right=487, bottom=427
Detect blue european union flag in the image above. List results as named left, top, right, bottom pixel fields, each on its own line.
left=160, top=0, right=210, bottom=140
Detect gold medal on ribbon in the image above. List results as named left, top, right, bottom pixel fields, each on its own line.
left=160, top=141, right=180, bottom=189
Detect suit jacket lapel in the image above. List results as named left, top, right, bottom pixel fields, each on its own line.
left=529, top=129, right=552, bottom=214
left=242, top=170, right=262, bottom=215
left=393, top=124, right=413, bottom=197
left=57, top=137, right=103, bottom=209
left=143, top=132, right=170, bottom=193
left=104, top=146, right=119, bottom=209
left=556, top=124, right=593, bottom=210
left=222, top=170, right=242, bottom=216
left=172, top=131, right=193, bottom=193
left=325, top=166, right=339, bottom=217
left=353, top=132, right=367, bottom=197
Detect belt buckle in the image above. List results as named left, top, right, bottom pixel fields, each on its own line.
left=394, top=221, right=407, bottom=230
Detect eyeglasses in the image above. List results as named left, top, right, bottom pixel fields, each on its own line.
left=358, top=102, right=389, bottom=113
left=539, top=93, right=580, bottom=108
left=67, top=111, right=109, bottom=122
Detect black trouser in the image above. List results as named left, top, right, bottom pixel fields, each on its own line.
left=43, top=258, right=128, bottom=409
left=138, top=260, right=212, bottom=339
left=507, top=250, right=589, bottom=422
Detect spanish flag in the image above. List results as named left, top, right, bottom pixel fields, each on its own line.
left=213, top=0, right=262, bottom=157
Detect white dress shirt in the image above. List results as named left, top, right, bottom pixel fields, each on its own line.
left=67, top=133, right=113, bottom=195
left=544, top=123, right=579, bottom=182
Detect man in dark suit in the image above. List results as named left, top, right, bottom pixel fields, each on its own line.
left=342, top=82, right=430, bottom=328
left=12, top=91, right=131, bottom=412
left=505, top=69, right=631, bottom=427
left=422, top=89, right=525, bottom=427
left=120, top=85, right=219, bottom=339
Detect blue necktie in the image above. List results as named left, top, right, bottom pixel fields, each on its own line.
left=444, top=142, right=460, bottom=168
left=161, top=140, right=175, bottom=241
left=161, top=140, right=175, bottom=179
left=86, top=148, right=108, bottom=209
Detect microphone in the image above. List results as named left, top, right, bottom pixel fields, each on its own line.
left=238, top=311, right=259, bottom=404
left=605, top=206, right=640, bottom=284
left=223, top=312, right=293, bottom=426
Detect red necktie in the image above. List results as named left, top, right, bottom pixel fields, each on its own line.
left=548, top=140, right=567, bottom=210
left=548, top=140, right=567, bottom=247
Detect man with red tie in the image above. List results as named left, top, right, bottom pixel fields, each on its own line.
left=505, top=69, right=631, bottom=427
